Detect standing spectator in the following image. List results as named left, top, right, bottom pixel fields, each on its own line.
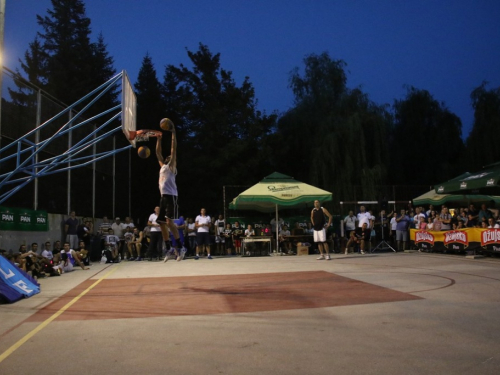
left=433, top=215, right=442, bottom=231
left=478, top=204, right=493, bottom=223
left=270, top=216, right=284, bottom=236
left=395, top=209, right=410, bottom=251
left=222, top=223, right=233, bottom=255
left=232, top=221, right=244, bottom=256
left=343, top=211, right=357, bottom=235
left=64, top=211, right=79, bottom=250
left=77, top=219, right=92, bottom=249
left=426, top=205, right=435, bottom=218
left=468, top=204, right=479, bottom=226
left=214, top=214, right=226, bottom=256
left=487, top=217, right=500, bottom=228
left=169, top=215, right=186, bottom=250
left=311, top=200, right=333, bottom=260
left=147, top=207, right=163, bottom=260
left=186, top=217, right=197, bottom=255
left=440, top=207, right=452, bottom=231
left=99, top=216, right=112, bottom=235
left=413, top=208, right=426, bottom=229
left=123, top=217, right=135, bottom=231
left=359, top=222, right=371, bottom=254
left=357, top=206, right=371, bottom=231
left=389, top=212, right=398, bottom=246
left=111, top=217, right=125, bottom=256
left=195, top=208, right=212, bottom=259
left=426, top=217, right=434, bottom=231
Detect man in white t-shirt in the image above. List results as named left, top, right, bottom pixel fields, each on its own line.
left=413, top=208, right=426, bottom=229
left=147, top=207, right=164, bottom=260
left=214, top=214, right=226, bottom=255
left=343, top=211, right=357, bottom=233
left=195, top=208, right=212, bottom=259
left=357, top=206, right=371, bottom=229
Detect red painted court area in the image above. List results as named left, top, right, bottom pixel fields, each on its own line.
left=27, top=271, right=422, bottom=322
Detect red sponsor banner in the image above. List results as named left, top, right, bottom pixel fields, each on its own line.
left=415, top=230, right=435, bottom=245
left=481, top=229, right=500, bottom=247
left=443, top=230, right=468, bottom=247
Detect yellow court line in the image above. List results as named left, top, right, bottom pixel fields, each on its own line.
left=0, top=264, right=121, bottom=364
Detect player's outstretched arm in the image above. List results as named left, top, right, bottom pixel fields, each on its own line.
left=156, top=134, right=164, bottom=166
left=169, top=125, right=177, bottom=171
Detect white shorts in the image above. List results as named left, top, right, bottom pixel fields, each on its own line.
left=62, top=262, right=74, bottom=273
left=314, top=229, right=326, bottom=243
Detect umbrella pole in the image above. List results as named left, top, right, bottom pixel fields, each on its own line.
left=275, top=204, right=280, bottom=255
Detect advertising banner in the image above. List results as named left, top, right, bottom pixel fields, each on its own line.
left=0, top=256, right=40, bottom=303
left=0, top=206, right=49, bottom=232
left=410, top=228, right=500, bottom=254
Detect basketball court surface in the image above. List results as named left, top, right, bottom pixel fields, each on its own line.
left=1, top=252, right=499, bottom=374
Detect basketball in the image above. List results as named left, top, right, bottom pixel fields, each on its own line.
left=137, top=146, right=150, bottom=159
left=160, top=118, right=174, bottom=131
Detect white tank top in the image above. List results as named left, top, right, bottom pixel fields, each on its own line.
left=159, top=163, right=178, bottom=196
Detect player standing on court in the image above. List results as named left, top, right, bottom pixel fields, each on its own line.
left=156, top=119, right=186, bottom=262
left=311, top=200, right=333, bottom=260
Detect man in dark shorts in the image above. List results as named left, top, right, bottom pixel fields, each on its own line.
left=155, top=122, right=186, bottom=262
left=311, top=200, right=333, bottom=260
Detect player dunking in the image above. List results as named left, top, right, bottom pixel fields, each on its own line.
left=156, top=122, right=186, bottom=262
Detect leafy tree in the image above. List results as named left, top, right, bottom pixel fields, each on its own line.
left=391, top=87, right=464, bottom=185
left=36, top=0, right=95, bottom=104
left=465, top=82, right=500, bottom=170
left=161, top=43, right=276, bottom=214
left=134, top=53, right=164, bottom=129
left=8, top=37, right=48, bottom=109
left=271, top=52, right=390, bottom=201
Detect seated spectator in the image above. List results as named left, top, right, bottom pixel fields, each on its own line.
left=345, top=230, right=359, bottom=254
left=244, top=224, right=256, bottom=255
left=58, top=242, right=89, bottom=272
left=75, top=240, right=90, bottom=266
left=123, top=226, right=135, bottom=260
left=292, top=222, right=304, bottom=236
left=480, top=221, right=488, bottom=229
left=456, top=220, right=465, bottom=229
left=103, top=228, right=120, bottom=262
left=128, top=227, right=144, bottom=260
left=279, top=225, right=292, bottom=254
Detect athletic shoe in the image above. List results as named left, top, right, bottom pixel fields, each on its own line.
left=325, top=255, right=331, bottom=260
left=176, top=256, right=181, bottom=261
left=360, top=250, right=365, bottom=254
left=316, top=255, right=325, bottom=260
left=179, top=247, right=187, bottom=260
left=129, top=257, right=135, bottom=261
left=194, top=255, right=199, bottom=260
left=136, top=257, right=142, bottom=261
left=163, top=255, right=169, bottom=263
left=207, top=255, right=213, bottom=259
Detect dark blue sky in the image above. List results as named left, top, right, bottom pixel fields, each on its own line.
left=4, top=0, right=500, bottom=138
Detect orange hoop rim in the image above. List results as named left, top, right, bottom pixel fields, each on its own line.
left=129, top=129, right=162, bottom=142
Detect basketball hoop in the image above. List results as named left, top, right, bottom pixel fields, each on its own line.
left=129, top=129, right=162, bottom=144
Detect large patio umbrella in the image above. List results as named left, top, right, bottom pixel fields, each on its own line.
left=434, top=162, right=500, bottom=195
left=229, top=172, right=332, bottom=252
left=413, top=189, right=500, bottom=207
